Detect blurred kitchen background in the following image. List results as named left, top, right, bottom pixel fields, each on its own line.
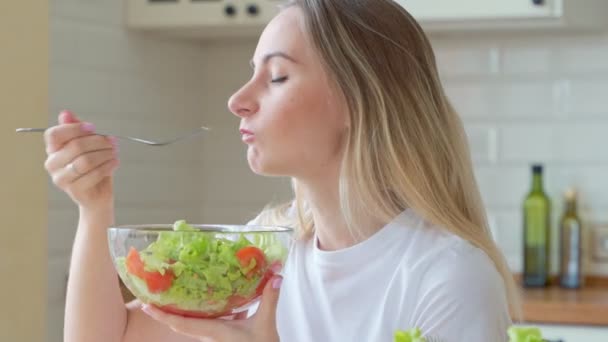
left=2, top=1, right=608, bottom=341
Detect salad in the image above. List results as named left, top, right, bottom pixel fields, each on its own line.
left=393, top=326, right=546, bottom=342
left=115, top=220, right=288, bottom=318
left=394, top=328, right=426, bottom=342
left=507, top=327, right=545, bottom=342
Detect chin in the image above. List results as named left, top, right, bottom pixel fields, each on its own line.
left=246, top=148, right=299, bottom=177
left=247, top=157, right=291, bottom=177
left=248, top=164, right=285, bottom=177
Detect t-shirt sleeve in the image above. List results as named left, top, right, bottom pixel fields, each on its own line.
left=408, top=244, right=512, bottom=342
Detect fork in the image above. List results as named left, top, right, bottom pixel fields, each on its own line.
left=15, top=126, right=210, bottom=146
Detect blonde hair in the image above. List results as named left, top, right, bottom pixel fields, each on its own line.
left=257, top=0, right=521, bottom=317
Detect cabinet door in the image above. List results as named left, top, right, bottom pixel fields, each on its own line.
left=535, top=324, right=608, bottom=342
left=395, top=0, right=562, bottom=21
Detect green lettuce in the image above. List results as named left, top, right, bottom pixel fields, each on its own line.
left=507, top=327, right=544, bottom=342
left=394, top=328, right=426, bottom=342
left=393, top=326, right=545, bottom=342
left=116, top=220, right=287, bottom=312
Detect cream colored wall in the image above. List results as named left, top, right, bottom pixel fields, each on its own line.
left=0, top=1, right=48, bottom=342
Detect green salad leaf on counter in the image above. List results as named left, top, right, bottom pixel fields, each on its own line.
left=507, top=326, right=544, bottom=342
left=394, top=328, right=426, bottom=342
left=115, top=220, right=288, bottom=316
left=394, top=326, right=546, bottom=342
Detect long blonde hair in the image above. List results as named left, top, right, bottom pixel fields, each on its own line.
left=257, top=0, right=520, bottom=316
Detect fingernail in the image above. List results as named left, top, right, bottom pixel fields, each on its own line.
left=59, top=110, right=72, bottom=123
left=272, top=277, right=283, bottom=289
left=82, top=122, right=95, bottom=133
left=109, top=136, right=118, bottom=148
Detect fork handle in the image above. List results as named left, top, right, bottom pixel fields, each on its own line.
left=16, top=128, right=110, bottom=137
left=15, top=128, right=47, bottom=133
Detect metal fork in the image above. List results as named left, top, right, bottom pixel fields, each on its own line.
left=15, top=126, right=210, bottom=146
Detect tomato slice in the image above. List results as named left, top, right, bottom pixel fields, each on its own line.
left=144, top=269, right=174, bottom=293
left=126, top=247, right=146, bottom=279
left=125, top=247, right=174, bottom=294
left=235, top=246, right=267, bottom=277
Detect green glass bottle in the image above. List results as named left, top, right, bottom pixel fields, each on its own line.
left=559, top=189, right=583, bottom=289
left=523, top=164, right=551, bottom=287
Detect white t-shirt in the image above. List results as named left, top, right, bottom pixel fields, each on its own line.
left=251, top=208, right=511, bottom=342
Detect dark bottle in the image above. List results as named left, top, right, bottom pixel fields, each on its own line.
left=523, top=164, right=551, bottom=287
left=559, top=188, right=583, bottom=289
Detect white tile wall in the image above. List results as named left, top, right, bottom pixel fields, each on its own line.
left=48, top=2, right=608, bottom=340
left=48, top=1, right=210, bottom=341
left=434, top=33, right=608, bottom=277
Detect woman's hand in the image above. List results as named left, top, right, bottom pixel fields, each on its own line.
left=142, top=275, right=283, bottom=342
left=44, top=110, right=119, bottom=210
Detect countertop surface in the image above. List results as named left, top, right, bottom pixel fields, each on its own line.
left=518, top=276, right=608, bottom=326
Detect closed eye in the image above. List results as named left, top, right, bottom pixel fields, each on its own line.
left=271, top=76, right=288, bottom=83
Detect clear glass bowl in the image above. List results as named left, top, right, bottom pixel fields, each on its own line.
left=108, top=224, right=293, bottom=318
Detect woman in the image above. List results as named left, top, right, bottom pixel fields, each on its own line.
left=46, top=0, right=519, bottom=341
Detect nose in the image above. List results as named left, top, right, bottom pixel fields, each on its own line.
left=228, top=82, right=259, bottom=118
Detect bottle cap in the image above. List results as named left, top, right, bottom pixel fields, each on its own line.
left=532, top=164, right=543, bottom=173
left=564, top=188, right=577, bottom=200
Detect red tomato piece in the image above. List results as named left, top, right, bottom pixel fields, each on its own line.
left=125, top=247, right=174, bottom=294
left=235, top=246, right=267, bottom=277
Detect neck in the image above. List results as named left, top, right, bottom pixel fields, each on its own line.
left=532, top=173, right=544, bottom=192
left=565, top=199, right=577, bottom=216
left=297, top=174, right=385, bottom=251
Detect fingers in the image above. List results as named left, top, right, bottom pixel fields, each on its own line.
left=253, top=275, right=282, bottom=331
left=52, top=153, right=118, bottom=190
left=142, top=305, right=227, bottom=342
left=44, top=121, right=96, bottom=154
left=69, top=158, right=119, bottom=191
left=45, top=134, right=116, bottom=173
left=59, top=110, right=80, bottom=124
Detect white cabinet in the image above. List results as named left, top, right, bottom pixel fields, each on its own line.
left=398, top=0, right=562, bottom=21
left=126, top=0, right=281, bottom=39
left=127, top=0, right=608, bottom=39
left=394, top=0, right=608, bottom=31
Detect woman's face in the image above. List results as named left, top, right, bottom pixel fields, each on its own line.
left=228, top=7, right=349, bottom=180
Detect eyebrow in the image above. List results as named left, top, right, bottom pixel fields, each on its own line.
left=249, top=51, right=298, bottom=69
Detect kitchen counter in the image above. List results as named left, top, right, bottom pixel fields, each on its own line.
left=120, top=275, right=608, bottom=326
left=516, top=276, right=608, bottom=326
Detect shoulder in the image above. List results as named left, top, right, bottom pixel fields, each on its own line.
left=419, top=239, right=506, bottom=301
left=399, top=210, right=508, bottom=308
left=393, top=211, right=511, bottom=341
left=410, top=242, right=511, bottom=341
left=394, top=209, right=506, bottom=296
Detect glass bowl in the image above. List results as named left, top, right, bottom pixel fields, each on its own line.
left=108, top=222, right=293, bottom=318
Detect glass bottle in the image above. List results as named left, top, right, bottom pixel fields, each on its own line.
left=559, top=188, right=583, bottom=289
left=523, top=164, right=551, bottom=287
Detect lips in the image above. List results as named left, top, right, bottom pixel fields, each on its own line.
left=239, top=128, right=255, bottom=143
